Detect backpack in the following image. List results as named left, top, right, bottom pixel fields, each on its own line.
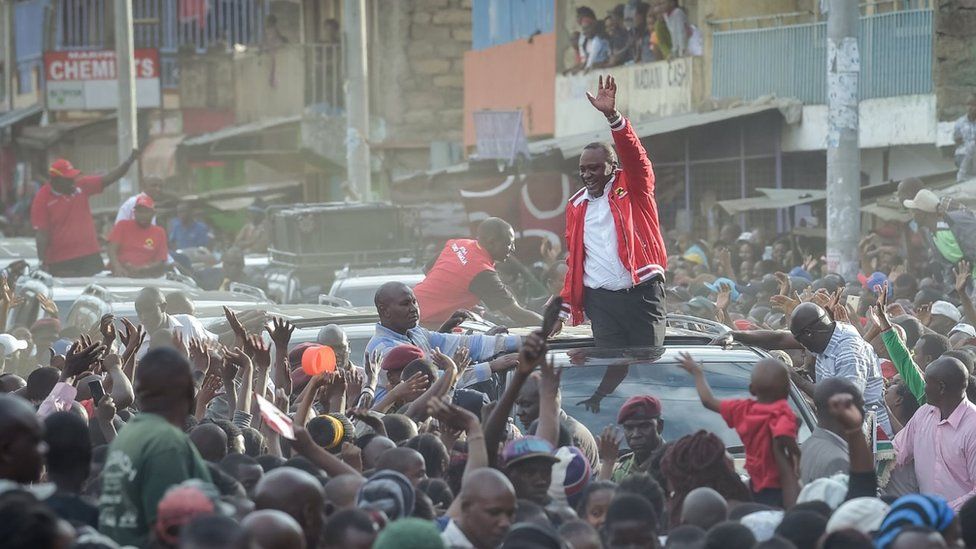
left=944, top=208, right=976, bottom=262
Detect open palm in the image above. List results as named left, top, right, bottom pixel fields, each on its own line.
left=586, top=75, right=617, bottom=116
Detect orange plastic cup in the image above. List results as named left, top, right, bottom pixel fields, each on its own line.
left=302, top=345, right=337, bottom=376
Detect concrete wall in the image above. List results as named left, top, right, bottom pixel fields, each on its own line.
left=463, top=32, right=557, bottom=146
left=233, top=47, right=306, bottom=123
left=781, top=95, right=942, bottom=151
left=371, top=0, right=472, bottom=173
left=934, top=0, right=976, bottom=121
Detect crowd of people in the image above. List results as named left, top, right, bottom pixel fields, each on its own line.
left=566, top=1, right=702, bottom=74
left=1, top=77, right=976, bottom=549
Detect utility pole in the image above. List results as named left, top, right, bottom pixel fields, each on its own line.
left=3, top=0, right=14, bottom=111
left=344, top=0, right=371, bottom=201
left=825, top=0, right=860, bottom=281
left=113, top=0, right=138, bottom=195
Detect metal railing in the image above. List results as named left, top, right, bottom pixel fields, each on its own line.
left=51, top=0, right=268, bottom=88
left=305, top=43, right=344, bottom=112
left=711, top=8, right=932, bottom=104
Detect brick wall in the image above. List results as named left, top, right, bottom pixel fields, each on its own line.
left=372, top=0, right=472, bottom=173
left=934, top=0, right=976, bottom=121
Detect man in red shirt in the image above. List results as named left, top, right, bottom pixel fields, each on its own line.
left=30, top=153, right=139, bottom=277
left=107, top=195, right=169, bottom=278
left=556, top=75, right=668, bottom=347
left=414, top=218, right=542, bottom=328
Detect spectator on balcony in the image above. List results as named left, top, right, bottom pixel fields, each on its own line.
left=605, top=8, right=633, bottom=66
left=630, top=2, right=656, bottom=63
left=649, top=1, right=672, bottom=60
left=952, top=93, right=976, bottom=182
left=660, top=0, right=702, bottom=58
left=567, top=15, right=611, bottom=74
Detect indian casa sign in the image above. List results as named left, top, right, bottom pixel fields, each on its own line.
left=44, top=49, right=162, bottom=111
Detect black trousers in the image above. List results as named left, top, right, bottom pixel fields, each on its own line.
left=584, top=279, right=666, bottom=348
left=47, top=253, right=105, bottom=277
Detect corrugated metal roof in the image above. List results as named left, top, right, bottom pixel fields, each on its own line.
left=180, top=115, right=301, bottom=147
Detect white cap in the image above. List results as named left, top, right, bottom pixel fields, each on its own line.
left=826, top=497, right=890, bottom=534
left=0, top=334, right=28, bottom=357
left=903, top=189, right=940, bottom=213
left=950, top=323, right=976, bottom=338
left=736, top=231, right=754, bottom=242
left=931, top=300, right=963, bottom=323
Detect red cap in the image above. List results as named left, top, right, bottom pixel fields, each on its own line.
left=48, top=158, right=81, bottom=179
left=135, top=193, right=156, bottom=210
left=381, top=344, right=425, bottom=371
left=617, top=395, right=662, bottom=424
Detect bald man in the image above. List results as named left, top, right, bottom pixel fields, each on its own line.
left=241, top=509, right=306, bottom=549
left=680, top=487, right=728, bottom=530
left=363, top=281, right=521, bottom=408
left=99, top=348, right=212, bottom=547
left=324, top=474, right=365, bottom=514
left=895, top=357, right=976, bottom=511
left=317, top=324, right=366, bottom=401
left=375, top=447, right=427, bottom=488
left=134, top=287, right=216, bottom=360
left=718, top=302, right=890, bottom=436
left=413, top=217, right=542, bottom=328
left=254, top=468, right=326, bottom=549
left=442, top=468, right=516, bottom=549
left=0, top=394, right=46, bottom=484
left=190, top=423, right=228, bottom=463
left=362, top=436, right=396, bottom=473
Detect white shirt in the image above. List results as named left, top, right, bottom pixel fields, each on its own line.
left=583, top=180, right=633, bottom=291
left=441, top=520, right=475, bottom=549
left=135, top=314, right=218, bottom=361
left=953, top=114, right=976, bottom=158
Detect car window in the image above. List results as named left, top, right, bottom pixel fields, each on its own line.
left=555, top=358, right=812, bottom=451
left=332, top=287, right=378, bottom=308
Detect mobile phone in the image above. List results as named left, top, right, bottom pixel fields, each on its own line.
left=541, top=297, right=563, bottom=338
left=88, top=379, right=105, bottom=406
left=847, top=295, right=861, bottom=312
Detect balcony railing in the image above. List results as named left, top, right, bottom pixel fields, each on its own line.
left=711, top=8, right=932, bottom=104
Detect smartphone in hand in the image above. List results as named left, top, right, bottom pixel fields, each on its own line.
left=88, top=379, right=106, bottom=406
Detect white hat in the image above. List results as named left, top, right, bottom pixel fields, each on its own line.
left=826, top=497, right=890, bottom=534
left=931, top=300, right=963, bottom=323
left=903, top=189, right=940, bottom=213
left=0, top=334, right=28, bottom=357
left=797, top=475, right=849, bottom=510
left=736, top=231, right=754, bottom=242
left=951, top=323, right=976, bottom=338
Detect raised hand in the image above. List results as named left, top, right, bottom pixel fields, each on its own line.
left=598, top=424, right=623, bottom=464
left=452, top=346, right=471, bottom=372
left=196, top=374, right=223, bottom=407
left=37, top=293, right=59, bottom=317
left=427, top=395, right=479, bottom=432
left=247, top=334, right=272, bottom=371
left=538, top=355, right=562, bottom=405
left=189, top=338, right=210, bottom=373
left=518, top=330, right=547, bottom=375
left=96, top=395, right=117, bottom=423
left=395, top=372, right=430, bottom=401
left=774, top=272, right=791, bottom=296
left=119, top=318, right=147, bottom=354
left=431, top=347, right=458, bottom=380
left=770, top=292, right=801, bottom=316
left=677, top=351, right=703, bottom=376
left=265, top=317, right=295, bottom=351
left=64, top=339, right=106, bottom=379
left=871, top=282, right=893, bottom=332
left=916, top=304, right=932, bottom=327
left=99, top=314, right=117, bottom=347
left=955, top=260, right=972, bottom=294
left=223, top=306, right=247, bottom=343
left=827, top=393, right=864, bottom=433
left=586, top=74, right=618, bottom=116
left=715, top=283, right=733, bottom=311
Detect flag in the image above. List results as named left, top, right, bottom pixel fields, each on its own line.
left=255, top=392, right=295, bottom=440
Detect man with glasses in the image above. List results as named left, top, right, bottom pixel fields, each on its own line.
left=715, top=302, right=890, bottom=436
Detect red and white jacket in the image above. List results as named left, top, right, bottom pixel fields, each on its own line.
left=559, top=116, right=668, bottom=325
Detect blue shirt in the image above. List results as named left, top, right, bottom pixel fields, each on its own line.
left=168, top=219, right=212, bottom=249
left=366, top=323, right=520, bottom=405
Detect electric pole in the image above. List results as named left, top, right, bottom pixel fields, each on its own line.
left=3, top=0, right=14, bottom=111
left=344, top=0, right=371, bottom=201
left=114, top=0, right=138, bottom=195
left=825, top=0, right=860, bottom=281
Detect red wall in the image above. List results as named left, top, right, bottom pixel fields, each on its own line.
left=463, top=33, right=557, bottom=148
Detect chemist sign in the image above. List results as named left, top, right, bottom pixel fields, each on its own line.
left=44, top=49, right=161, bottom=111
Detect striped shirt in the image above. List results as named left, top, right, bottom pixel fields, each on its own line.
left=814, top=322, right=891, bottom=436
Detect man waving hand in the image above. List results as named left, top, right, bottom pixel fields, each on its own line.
left=557, top=75, right=668, bottom=347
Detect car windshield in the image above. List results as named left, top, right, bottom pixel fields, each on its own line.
left=549, top=348, right=813, bottom=451
left=332, top=287, right=380, bottom=308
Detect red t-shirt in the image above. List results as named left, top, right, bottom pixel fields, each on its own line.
left=108, top=220, right=169, bottom=268
left=30, top=176, right=104, bottom=264
left=719, top=398, right=798, bottom=492
left=414, top=238, right=496, bottom=324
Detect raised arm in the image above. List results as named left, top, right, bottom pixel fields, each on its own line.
left=677, top=352, right=721, bottom=413
left=586, top=75, right=654, bottom=197
left=714, top=330, right=804, bottom=350
left=484, top=330, right=545, bottom=467
left=99, top=149, right=140, bottom=187
left=955, top=261, right=976, bottom=326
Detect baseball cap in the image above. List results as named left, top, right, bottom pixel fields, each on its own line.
left=134, top=193, right=156, bottom=210
left=617, top=395, right=662, bottom=423
left=380, top=344, right=424, bottom=371
left=950, top=323, right=976, bottom=338
left=0, top=334, right=28, bottom=357
left=903, top=189, right=940, bottom=213
left=704, top=277, right=741, bottom=301
left=931, top=300, right=962, bottom=323
left=48, top=158, right=81, bottom=179
left=826, top=497, right=890, bottom=534
left=501, top=436, right=559, bottom=469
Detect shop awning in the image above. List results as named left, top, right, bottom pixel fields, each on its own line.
left=141, top=135, right=184, bottom=179
left=180, top=180, right=303, bottom=210
left=181, top=115, right=301, bottom=149
left=0, top=104, right=42, bottom=130
left=528, top=99, right=802, bottom=159
left=718, top=188, right=826, bottom=215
